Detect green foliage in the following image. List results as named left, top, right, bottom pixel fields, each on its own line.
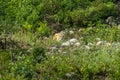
left=0, top=0, right=120, bottom=79
left=9, top=57, right=34, bottom=79
left=1, top=26, right=120, bottom=79
left=69, top=8, right=86, bottom=26
left=32, top=47, right=46, bottom=63
left=36, top=21, right=51, bottom=36
left=23, top=22, right=32, bottom=31
left=1, top=46, right=47, bottom=80
left=72, top=45, right=120, bottom=79
left=81, top=26, right=120, bottom=43
left=0, top=0, right=118, bottom=32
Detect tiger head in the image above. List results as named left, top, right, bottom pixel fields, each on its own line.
left=53, top=31, right=65, bottom=41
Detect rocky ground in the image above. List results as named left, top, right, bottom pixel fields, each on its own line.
left=47, top=26, right=120, bottom=55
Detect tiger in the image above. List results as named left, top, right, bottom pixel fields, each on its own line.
left=53, top=31, right=65, bottom=41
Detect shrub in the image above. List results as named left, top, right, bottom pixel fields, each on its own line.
left=32, top=47, right=46, bottom=63
left=69, top=8, right=86, bottom=26
left=0, top=0, right=118, bottom=30
left=23, top=22, right=32, bottom=31
left=36, top=21, right=51, bottom=36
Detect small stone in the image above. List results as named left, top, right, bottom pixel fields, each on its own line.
left=51, top=46, right=57, bottom=50
left=69, top=30, right=74, bottom=35
left=74, top=42, right=80, bottom=46
left=61, top=41, right=70, bottom=47
left=47, top=52, right=51, bottom=54
left=96, top=41, right=103, bottom=46
left=58, top=49, right=62, bottom=52
left=63, top=52, right=67, bottom=54
left=69, top=38, right=78, bottom=44
left=106, top=42, right=111, bottom=47
left=96, top=38, right=101, bottom=41
left=85, top=45, right=91, bottom=50
left=118, top=25, right=120, bottom=29
left=44, top=37, right=48, bottom=40
left=66, top=72, right=75, bottom=78
left=87, top=43, right=93, bottom=46
left=78, top=29, right=82, bottom=32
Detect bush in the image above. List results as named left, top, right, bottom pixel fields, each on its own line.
left=1, top=0, right=118, bottom=31
left=36, top=21, right=51, bottom=36
left=3, top=46, right=47, bottom=80
left=23, top=22, right=32, bottom=31
left=32, top=47, right=47, bottom=63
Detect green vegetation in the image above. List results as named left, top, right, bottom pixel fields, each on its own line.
left=1, top=27, right=120, bottom=80
left=0, top=0, right=120, bottom=80
left=0, top=0, right=119, bottom=30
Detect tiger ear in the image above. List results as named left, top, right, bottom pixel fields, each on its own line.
left=53, top=33, right=58, bottom=40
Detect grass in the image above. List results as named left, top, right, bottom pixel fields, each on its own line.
left=0, top=26, right=120, bottom=80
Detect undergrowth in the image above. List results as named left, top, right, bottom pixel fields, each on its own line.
left=0, top=26, right=120, bottom=80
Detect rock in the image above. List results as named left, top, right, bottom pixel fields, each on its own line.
left=106, top=16, right=120, bottom=27
left=88, top=43, right=93, bottom=47
left=69, top=38, right=78, bottom=44
left=106, top=16, right=116, bottom=27
left=74, top=42, right=80, bottom=47
left=63, top=51, right=67, bottom=54
left=96, top=38, right=101, bottom=41
left=51, top=46, right=57, bottom=50
left=65, top=72, right=75, bottom=78
left=78, top=29, right=82, bottom=32
left=106, top=42, right=111, bottom=47
left=96, top=41, right=103, bottom=46
left=61, top=38, right=79, bottom=47
left=85, top=45, right=91, bottom=50
left=81, top=45, right=91, bottom=50
left=117, top=24, right=120, bottom=29
left=69, top=30, right=74, bottom=35
left=116, top=16, right=120, bottom=25
left=61, top=41, right=71, bottom=47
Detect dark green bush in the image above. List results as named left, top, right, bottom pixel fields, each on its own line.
left=36, top=21, right=52, bottom=36
left=3, top=46, right=46, bottom=80
left=32, top=47, right=46, bottom=63
left=0, top=0, right=118, bottom=33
